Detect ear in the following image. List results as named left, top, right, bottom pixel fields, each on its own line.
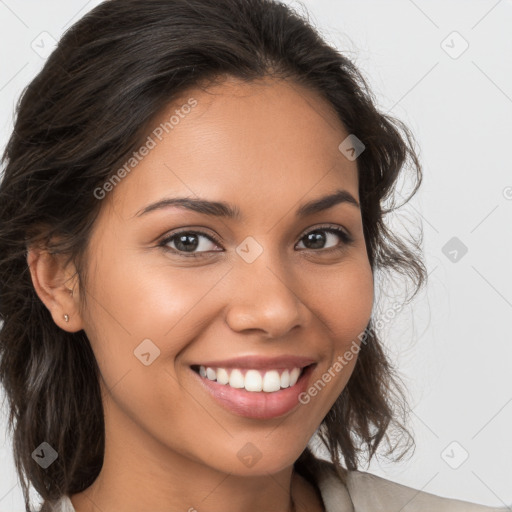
left=26, top=243, right=84, bottom=333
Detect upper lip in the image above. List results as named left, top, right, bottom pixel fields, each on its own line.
left=191, top=355, right=316, bottom=371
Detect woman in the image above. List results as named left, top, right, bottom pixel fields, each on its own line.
left=0, top=1, right=507, bottom=511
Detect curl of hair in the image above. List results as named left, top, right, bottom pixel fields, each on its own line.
left=0, top=0, right=426, bottom=510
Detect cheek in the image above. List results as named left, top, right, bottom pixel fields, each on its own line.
left=79, top=254, right=208, bottom=438
left=298, top=257, right=374, bottom=408
left=83, top=250, right=222, bottom=346
left=79, top=246, right=232, bottom=405
left=304, top=255, right=374, bottom=345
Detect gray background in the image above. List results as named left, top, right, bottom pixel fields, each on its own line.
left=0, top=0, right=511, bottom=510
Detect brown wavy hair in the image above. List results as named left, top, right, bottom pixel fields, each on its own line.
left=0, top=0, right=426, bottom=510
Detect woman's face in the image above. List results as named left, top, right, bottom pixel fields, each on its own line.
left=78, top=76, right=374, bottom=476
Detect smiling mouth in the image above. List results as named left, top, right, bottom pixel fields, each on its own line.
left=190, top=364, right=315, bottom=393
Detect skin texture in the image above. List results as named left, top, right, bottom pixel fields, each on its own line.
left=27, top=76, right=374, bottom=512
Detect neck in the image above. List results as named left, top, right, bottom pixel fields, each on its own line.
left=68, top=401, right=321, bottom=512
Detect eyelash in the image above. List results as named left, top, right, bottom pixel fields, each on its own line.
left=157, top=224, right=354, bottom=259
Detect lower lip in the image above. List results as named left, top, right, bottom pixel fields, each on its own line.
left=191, top=364, right=316, bottom=420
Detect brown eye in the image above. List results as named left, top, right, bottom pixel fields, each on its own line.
left=296, top=226, right=353, bottom=251
left=158, top=224, right=354, bottom=259
left=159, top=230, right=222, bottom=258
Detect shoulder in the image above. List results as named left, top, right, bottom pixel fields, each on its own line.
left=311, top=457, right=508, bottom=512
left=345, top=469, right=508, bottom=512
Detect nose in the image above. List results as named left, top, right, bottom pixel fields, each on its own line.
left=224, top=248, right=307, bottom=338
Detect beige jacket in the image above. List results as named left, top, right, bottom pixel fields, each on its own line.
left=44, top=458, right=509, bottom=512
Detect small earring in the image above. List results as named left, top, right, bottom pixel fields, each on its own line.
left=64, top=314, right=69, bottom=322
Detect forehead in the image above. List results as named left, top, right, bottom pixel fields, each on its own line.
left=103, top=76, right=359, bottom=221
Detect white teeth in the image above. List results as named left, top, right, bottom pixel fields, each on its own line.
left=216, top=367, right=230, bottom=385
left=229, top=369, right=245, bottom=388
left=197, top=365, right=305, bottom=392
left=245, top=370, right=262, bottom=391
left=289, top=367, right=301, bottom=387
left=262, top=370, right=281, bottom=392
left=280, top=369, right=290, bottom=388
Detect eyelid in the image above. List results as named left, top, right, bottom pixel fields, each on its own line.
left=296, top=223, right=352, bottom=243
left=158, top=227, right=223, bottom=249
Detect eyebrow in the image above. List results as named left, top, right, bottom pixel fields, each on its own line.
left=134, top=188, right=360, bottom=220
